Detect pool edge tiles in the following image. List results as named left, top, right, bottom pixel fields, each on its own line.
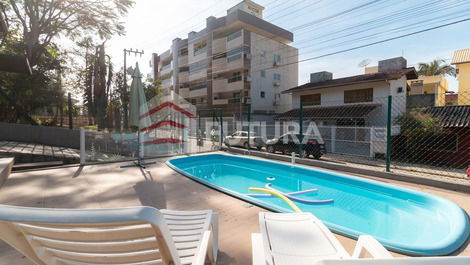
left=166, top=153, right=470, bottom=256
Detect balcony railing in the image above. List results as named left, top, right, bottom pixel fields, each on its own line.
left=213, top=98, right=229, bottom=105
left=194, top=46, right=208, bottom=57
left=228, top=98, right=241, bottom=104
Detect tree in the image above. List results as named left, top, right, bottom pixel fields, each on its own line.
left=0, top=31, right=65, bottom=123
left=144, top=78, right=162, bottom=101
left=3, top=0, right=134, bottom=66
left=394, top=109, right=442, bottom=162
left=417, top=59, right=456, bottom=77
left=114, top=71, right=129, bottom=130
left=92, top=43, right=113, bottom=130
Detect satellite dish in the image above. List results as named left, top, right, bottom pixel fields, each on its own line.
left=358, top=58, right=372, bottom=68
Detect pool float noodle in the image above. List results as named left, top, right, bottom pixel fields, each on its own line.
left=265, top=183, right=334, bottom=204
left=249, top=187, right=302, bottom=213
left=246, top=188, right=318, bottom=197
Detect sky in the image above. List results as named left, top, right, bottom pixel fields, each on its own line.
left=107, top=0, right=470, bottom=91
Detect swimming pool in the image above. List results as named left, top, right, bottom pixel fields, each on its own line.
left=166, top=154, right=469, bottom=256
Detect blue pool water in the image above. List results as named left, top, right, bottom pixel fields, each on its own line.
left=166, top=154, right=469, bottom=256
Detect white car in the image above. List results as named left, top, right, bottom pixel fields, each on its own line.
left=224, top=131, right=263, bottom=150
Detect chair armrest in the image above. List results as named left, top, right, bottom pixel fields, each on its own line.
left=352, top=235, right=392, bottom=258
left=193, top=231, right=212, bottom=265
left=252, top=233, right=267, bottom=265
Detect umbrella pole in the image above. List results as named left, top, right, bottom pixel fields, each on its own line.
left=121, top=66, right=155, bottom=169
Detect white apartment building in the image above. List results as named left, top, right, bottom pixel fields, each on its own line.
left=150, top=0, right=298, bottom=118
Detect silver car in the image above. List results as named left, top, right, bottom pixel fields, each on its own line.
left=224, top=131, right=263, bottom=150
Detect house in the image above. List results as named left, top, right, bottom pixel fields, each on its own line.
left=279, top=57, right=417, bottom=126
left=451, top=48, right=470, bottom=105
left=277, top=57, right=417, bottom=158
left=150, top=0, right=298, bottom=120
left=419, top=105, right=470, bottom=167
left=407, top=75, right=448, bottom=106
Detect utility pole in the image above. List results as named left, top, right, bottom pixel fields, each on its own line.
left=123, top=48, right=144, bottom=130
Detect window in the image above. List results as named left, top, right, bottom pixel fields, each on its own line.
left=228, top=72, right=242, bottom=83
left=189, top=61, right=209, bottom=74
left=179, top=66, right=189, bottom=72
left=227, top=30, right=242, bottom=42
left=261, top=70, right=266, bottom=78
left=179, top=47, right=188, bottom=56
left=227, top=53, right=241, bottom=62
left=227, top=46, right=250, bottom=62
left=273, top=54, right=281, bottom=64
left=273, top=73, right=281, bottom=81
left=189, top=81, right=207, bottom=91
left=193, top=40, right=208, bottom=56
left=260, top=91, right=265, bottom=98
left=301, top=94, right=321, bottom=106
left=344, top=88, right=373, bottom=103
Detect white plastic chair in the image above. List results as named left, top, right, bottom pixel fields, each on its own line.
left=0, top=204, right=218, bottom=265
left=252, top=212, right=470, bottom=265
left=315, top=257, right=470, bottom=265
left=252, top=212, right=392, bottom=265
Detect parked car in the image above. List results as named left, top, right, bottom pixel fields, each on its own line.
left=224, top=131, right=263, bottom=150
left=265, top=132, right=326, bottom=159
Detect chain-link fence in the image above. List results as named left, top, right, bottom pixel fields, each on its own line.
left=225, top=92, right=469, bottom=180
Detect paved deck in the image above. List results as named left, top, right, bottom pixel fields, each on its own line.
left=0, top=153, right=468, bottom=264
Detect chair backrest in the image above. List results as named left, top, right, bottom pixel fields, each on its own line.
left=315, top=257, right=470, bottom=265
left=0, top=205, right=181, bottom=265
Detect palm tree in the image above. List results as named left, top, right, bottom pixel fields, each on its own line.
left=417, top=59, right=456, bottom=77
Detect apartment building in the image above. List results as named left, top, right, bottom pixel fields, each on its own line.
left=150, top=0, right=298, bottom=118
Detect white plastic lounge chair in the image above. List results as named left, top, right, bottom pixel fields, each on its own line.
left=0, top=204, right=218, bottom=265
left=252, top=212, right=392, bottom=265
left=315, top=257, right=470, bottom=265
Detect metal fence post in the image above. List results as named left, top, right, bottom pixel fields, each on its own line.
left=68, top=92, right=73, bottom=130
left=386, top=95, right=392, bottom=172
left=298, top=100, right=303, bottom=157
left=219, top=109, right=224, bottom=149
left=247, top=104, right=251, bottom=150
left=80, top=127, right=85, bottom=165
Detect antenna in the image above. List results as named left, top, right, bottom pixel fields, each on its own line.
left=358, top=58, right=372, bottom=68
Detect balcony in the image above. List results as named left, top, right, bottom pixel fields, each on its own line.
left=178, top=55, right=188, bottom=67
left=212, top=38, right=227, bottom=54
left=189, top=87, right=207, bottom=98
left=213, top=98, right=229, bottom=105
left=227, top=31, right=243, bottom=51
left=188, top=69, right=207, bottom=82
left=160, top=63, right=172, bottom=77
left=160, top=49, right=172, bottom=61
left=212, top=57, right=227, bottom=71
left=213, top=78, right=244, bottom=93
left=178, top=71, right=189, bottom=83
left=179, top=87, right=189, bottom=98
left=161, top=78, right=173, bottom=88
left=226, top=57, right=247, bottom=72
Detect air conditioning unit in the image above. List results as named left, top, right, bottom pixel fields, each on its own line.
left=273, top=81, right=281, bottom=86
left=245, top=53, right=252, bottom=59
left=246, top=75, right=252, bottom=82
left=273, top=61, right=280, bottom=67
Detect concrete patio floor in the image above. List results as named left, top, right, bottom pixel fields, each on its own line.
left=0, top=153, right=468, bottom=264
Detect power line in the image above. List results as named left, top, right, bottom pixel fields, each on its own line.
left=182, top=16, right=470, bottom=88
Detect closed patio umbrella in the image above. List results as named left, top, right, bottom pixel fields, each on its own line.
left=129, top=63, right=150, bottom=129
left=122, top=63, right=154, bottom=168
